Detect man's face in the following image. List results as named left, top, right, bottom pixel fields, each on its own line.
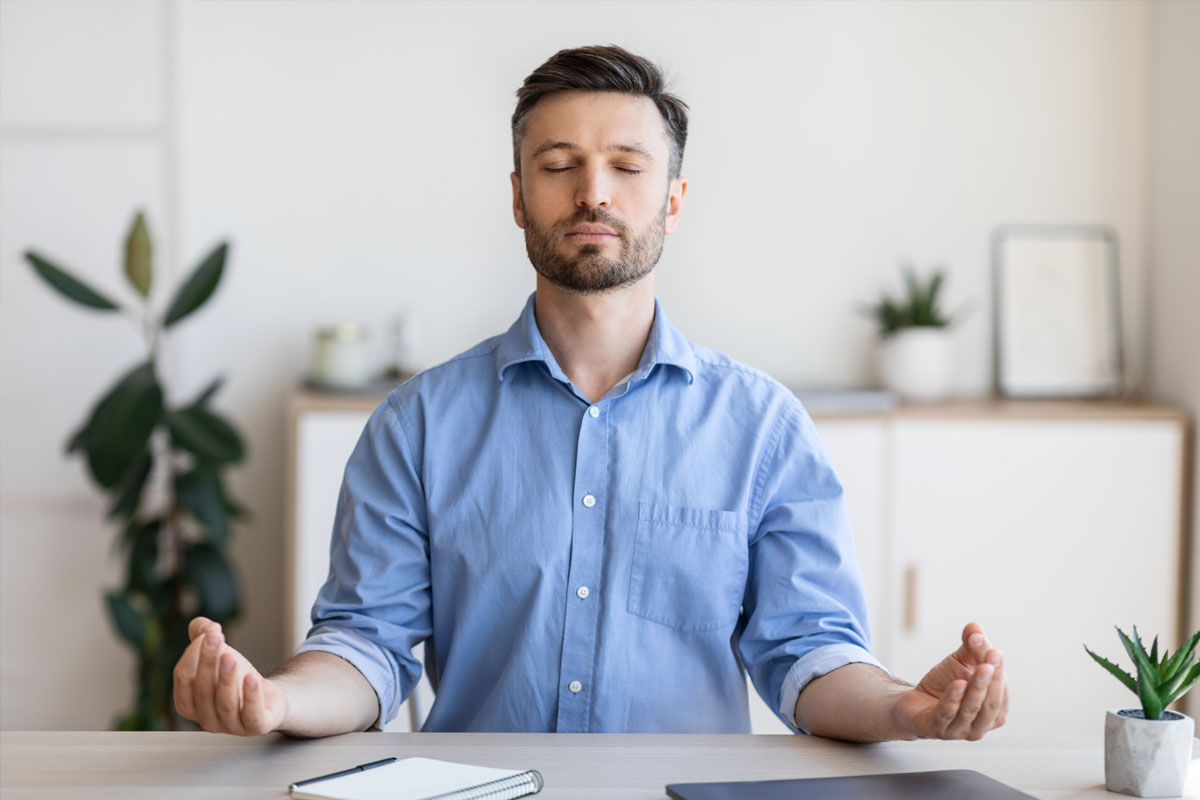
left=511, top=91, right=687, bottom=294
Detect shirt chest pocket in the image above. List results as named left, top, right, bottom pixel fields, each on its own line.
left=627, top=502, right=748, bottom=632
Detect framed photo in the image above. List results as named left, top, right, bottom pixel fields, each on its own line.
left=992, top=226, right=1123, bottom=398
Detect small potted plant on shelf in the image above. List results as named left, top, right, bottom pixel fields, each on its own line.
left=858, top=263, right=968, bottom=403
left=1085, top=626, right=1199, bottom=797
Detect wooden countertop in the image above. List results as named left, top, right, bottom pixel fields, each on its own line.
left=5, top=731, right=1198, bottom=799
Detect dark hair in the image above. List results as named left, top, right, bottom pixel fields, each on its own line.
left=512, top=44, right=689, bottom=181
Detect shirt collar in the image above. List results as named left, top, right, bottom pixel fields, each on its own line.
left=496, top=292, right=696, bottom=386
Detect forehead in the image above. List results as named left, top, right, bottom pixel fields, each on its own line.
left=521, top=91, right=669, bottom=157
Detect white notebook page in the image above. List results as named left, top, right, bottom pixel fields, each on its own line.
left=291, top=757, right=531, bottom=800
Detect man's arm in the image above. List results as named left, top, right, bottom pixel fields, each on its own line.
left=174, top=617, right=379, bottom=737
left=794, top=623, right=1008, bottom=742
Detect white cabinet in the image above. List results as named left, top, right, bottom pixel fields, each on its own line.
left=885, top=416, right=1185, bottom=738
left=287, top=394, right=1188, bottom=737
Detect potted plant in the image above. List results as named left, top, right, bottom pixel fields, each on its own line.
left=858, top=264, right=968, bottom=403
left=1085, top=626, right=1199, bottom=797
left=24, top=210, right=246, bottom=730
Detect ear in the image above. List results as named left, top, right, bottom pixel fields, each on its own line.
left=511, top=171, right=526, bottom=229
left=663, top=176, right=688, bottom=235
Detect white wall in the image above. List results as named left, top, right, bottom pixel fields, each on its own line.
left=1147, top=0, right=1200, bottom=717
left=0, top=0, right=1177, bottom=729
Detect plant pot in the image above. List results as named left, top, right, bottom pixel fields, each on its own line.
left=1104, top=708, right=1194, bottom=797
left=876, top=327, right=954, bottom=403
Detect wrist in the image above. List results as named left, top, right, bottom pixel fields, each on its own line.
left=887, top=686, right=920, bottom=741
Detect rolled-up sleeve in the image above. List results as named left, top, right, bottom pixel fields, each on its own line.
left=737, top=400, right=888, bottom=734
left=293, top=393, right=432, bottom=730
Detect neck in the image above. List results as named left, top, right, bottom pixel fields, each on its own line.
left=533, top=275, right=656, bottom=405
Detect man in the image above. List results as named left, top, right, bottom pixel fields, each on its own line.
left=174, top=45, right=1008, bottom=741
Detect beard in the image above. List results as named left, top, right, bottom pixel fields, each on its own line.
left=522, top=194, right=668, bottom=294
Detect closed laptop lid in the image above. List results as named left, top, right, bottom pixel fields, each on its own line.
left=666, top=768, right=1036, bottom=800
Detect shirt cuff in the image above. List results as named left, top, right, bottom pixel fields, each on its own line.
left=777, top=642, right=891, bottom=734
left=294, top=626, right=397, bottom=731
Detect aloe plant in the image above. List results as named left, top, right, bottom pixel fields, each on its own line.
left=858, top=263, right=963, bottom=338
left=25, top=210, right=245, bottom=730
left=1085, top=626, right=1200, bottom=719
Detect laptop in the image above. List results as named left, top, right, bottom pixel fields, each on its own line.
left=666, top=769, right=1037, bottom=799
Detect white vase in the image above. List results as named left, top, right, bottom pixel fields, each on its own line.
left=1104, top=708, right=1194, bottom=797
left=877, top=327, right=955, bottom=403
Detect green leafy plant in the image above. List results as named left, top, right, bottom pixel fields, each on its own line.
left=25, top=210, right=246, bottom=730
left=1085, top=626, right=1200, bottom=719
left=858, top=263, right=965, bottom=338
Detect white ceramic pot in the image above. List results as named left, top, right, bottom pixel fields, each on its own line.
left=877, top=327, right=955, bottom=403
left=1104, top=708, right=1194, bottom=797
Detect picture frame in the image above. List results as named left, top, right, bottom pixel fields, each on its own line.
left=992, top=226, right=1123, bottom=398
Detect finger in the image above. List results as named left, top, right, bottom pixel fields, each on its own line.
left=188, top=617, right=219, bottom=642
left=957, top=622, right=990, bottom=665
left=967, top=655, right=1006, bottom=739
left=173, top=633, right=207, bottom=720
left=213, top=650, right=247, bottom=734
left=994, top=682, right=1010, bottom=728
left=241, top=674, right=271, bottom=735
left=192, top=630, right=225, bottom=731
left=944, top=663, right=995, bottom=739
left=930, top=680, right=967, bottom=738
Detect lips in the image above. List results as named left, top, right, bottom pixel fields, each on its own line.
left=566, top=223, right=618, bottom=236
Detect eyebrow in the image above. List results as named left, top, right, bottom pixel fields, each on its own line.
left=529, top=140, right=656, bottom=161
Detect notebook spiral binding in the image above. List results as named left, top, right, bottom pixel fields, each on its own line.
left=423, top=769, right=544, bottom=800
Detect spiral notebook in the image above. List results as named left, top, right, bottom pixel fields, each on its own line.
left=288, top=757, right=544, bottom=800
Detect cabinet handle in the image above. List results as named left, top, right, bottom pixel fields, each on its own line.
left=904, top=565, right=918, bottom=633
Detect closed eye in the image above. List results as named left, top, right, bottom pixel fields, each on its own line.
left=545, top=167, right=642, bottom=175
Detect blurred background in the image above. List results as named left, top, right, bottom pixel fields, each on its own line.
left=1, top=0, right=1196, bottom=734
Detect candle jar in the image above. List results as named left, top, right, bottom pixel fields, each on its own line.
left=311, top=324, right=373, bottom=388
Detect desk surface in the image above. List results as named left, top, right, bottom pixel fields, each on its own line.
left=4, top=732, right=1199, bottom=799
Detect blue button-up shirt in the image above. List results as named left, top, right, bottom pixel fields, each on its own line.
left=296, top=293, right=885, bottom=733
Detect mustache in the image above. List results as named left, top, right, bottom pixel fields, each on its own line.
left=558, top=209, right=625, bottom=236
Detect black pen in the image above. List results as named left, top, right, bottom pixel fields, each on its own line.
left=289, top=757, right=398, bottom=791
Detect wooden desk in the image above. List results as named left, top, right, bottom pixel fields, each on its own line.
left=3, top=731, right=1198, bottom=799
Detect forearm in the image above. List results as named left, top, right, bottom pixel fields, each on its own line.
left=267, top=651, right=381, bottom=738
left=793, top=663, right=915, bottom=743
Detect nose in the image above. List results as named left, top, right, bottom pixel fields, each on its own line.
left=574, top=163, right=611, bottom=210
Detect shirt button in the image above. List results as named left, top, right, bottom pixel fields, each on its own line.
left=569, top=680, right=582, bottom=693
left=582, top=494, right=596, bottom=508
left=588, top=405, right=599, bottom=418
left=576, top=586, right=590, bottom=599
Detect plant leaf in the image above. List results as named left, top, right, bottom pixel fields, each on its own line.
left=1137, top=663, right=1165, bottom=719
left=187, top=375, right=225, bottom=409
left=1164, top=662, right=1200, bottom=707
left=1160, top=630, right=1200, bottom=682
left=167, top=406, right=244, bottom=466
left=105, top=591, right=146, bottom=649
left=125, top=519, right=162, bottom=594
left=183, top=542, right=239, bottom=620
left=124, top=211, right=152, bottom=299
left=163, top=242, right=227, bottom=328
left=80, top=362, right=164, bottom=488
left=174, top=468, right=230, bottom=543
left=25, top=251, right=121, bottom=311
left=1084, top=645, right=1137, bottom=695
left=106, top=448, right=154, bottom=520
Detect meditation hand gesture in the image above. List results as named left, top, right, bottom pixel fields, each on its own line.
left=891, top=622, right=1009, bottom=740
left=173, top=617, right=288, bottom=735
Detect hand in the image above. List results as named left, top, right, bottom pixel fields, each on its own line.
left=173, top=616, right=289, bottom=735
left=890, top=622, right=1009, bottom=740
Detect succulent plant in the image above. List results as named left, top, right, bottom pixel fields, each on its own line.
left=1085, top=626, right=1200, bottom=719
left=858, top=263, right=965, bottom=338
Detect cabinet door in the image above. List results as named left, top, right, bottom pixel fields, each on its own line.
left=888, top=419, right=1183, bottom=737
